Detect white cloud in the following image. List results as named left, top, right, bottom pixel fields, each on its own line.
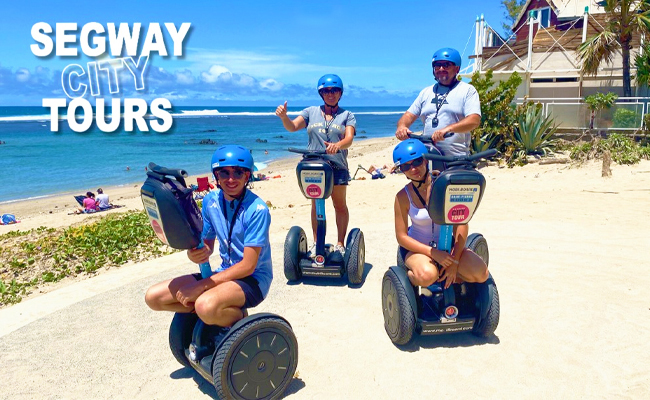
left=201, top=65, right=232, bottom=83
left=16, top=68, right=30, bottom=82
left=260, top=78, right=283, bottom=91
left=175, top=69, right=195, bottom=85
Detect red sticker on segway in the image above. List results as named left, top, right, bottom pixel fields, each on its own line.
left=306, top=184, right=322, bottom=198
left=150, top=220, right=168, bottom=245
left=444, top=305, right=459, bottom=319
left=448, top=205, right=469, bottom=223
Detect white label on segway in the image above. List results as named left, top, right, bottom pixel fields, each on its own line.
left=444, top=185, right=480, bottom=224
left=301, top=170, right=326, bottom=199
left=142, top=195, right=169, bottom=245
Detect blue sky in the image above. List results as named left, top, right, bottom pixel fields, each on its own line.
left=0, top=1, right=507, bottom=106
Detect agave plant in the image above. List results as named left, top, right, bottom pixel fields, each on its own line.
left=513, top=103, right=558, bottom=158
left=471, top=132, right=500, bottom=154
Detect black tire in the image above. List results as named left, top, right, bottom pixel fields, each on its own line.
left=212, top=317, right=298, bottom=400
left=345, top=229, right=365, bottom=284
left=466, top=233, right=489, bottom=266
left=381, top=269, right=415, bottom=345
left=169, top=312, right=199, bottom=368
left=283, top=226, right=306, bottom=281
left=472, top=282, right=500, bottom=337
left=396, top=246, right=406, bottom=270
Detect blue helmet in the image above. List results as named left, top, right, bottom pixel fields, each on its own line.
left=211, top=145, right=254, bottom=172
left=432, top=48, right=462, bottom=68
left=393, top=139, right=428, bottom=166
left=317, top=74, right=344, bottom=94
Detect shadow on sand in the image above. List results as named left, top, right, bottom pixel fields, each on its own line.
left=171, top=368, right=305, bottom=398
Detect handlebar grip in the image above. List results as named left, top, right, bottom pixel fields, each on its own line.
left=288, top=147, right=328, bottom=155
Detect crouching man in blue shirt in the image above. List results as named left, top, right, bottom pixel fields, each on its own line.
left=145, top=145, right=272, bottom=327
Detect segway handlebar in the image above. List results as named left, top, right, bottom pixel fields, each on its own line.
left=287, top=147, right=327, bottom=156
left=423, top=148, right=498, bottom=163
left=147, top=162, right=190, bottom=188
left=407, top=131, right=454, bottom=144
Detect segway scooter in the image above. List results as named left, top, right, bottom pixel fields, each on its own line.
left=381, top=148, right=500, bottom=345
left=283, top=148, right=365, bottom=284
left=141, top=163, right=298, bottom=399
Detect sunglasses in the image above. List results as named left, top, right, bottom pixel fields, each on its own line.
left=216, top=167, right=247, bottom=180
left=320, top=88, right=341, bottom=94
left=433, top=61, right=454, bottom=69
left=399, top=157, right=425, bottom=173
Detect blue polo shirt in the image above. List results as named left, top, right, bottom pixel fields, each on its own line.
left=201, top=189, right=273, bottom=298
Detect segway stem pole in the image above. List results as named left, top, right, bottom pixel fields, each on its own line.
left=438, top=225, right=454, bottom=253
left=196, top=242, right=213, bottom=279
left=315, top=199, right=327, bottom=256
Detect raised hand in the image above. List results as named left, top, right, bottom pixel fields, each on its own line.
left=275, top=101, right=288, bottom=119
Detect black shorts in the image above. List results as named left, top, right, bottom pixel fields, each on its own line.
left=192, top=274, right=264, bottom=309
left=333, top=167, right=350, bottom=186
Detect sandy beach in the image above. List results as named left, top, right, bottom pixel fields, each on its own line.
left=1, top=136, right=649, bottom=399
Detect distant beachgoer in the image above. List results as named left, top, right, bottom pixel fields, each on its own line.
left=126, top=166, right=130, bottom=171
left=396, top=47, right=481, bottom=157
left=75, top=192, right=98, bottom=214
left=96, top=188, right=112, bottom=210
left=275, top=74, right=356, bottom=256
left=264, top=150, right=269, bottom=155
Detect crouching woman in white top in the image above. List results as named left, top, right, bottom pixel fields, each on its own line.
left=392, top=139, right=488, bottom=290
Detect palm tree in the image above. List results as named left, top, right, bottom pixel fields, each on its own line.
left=577, top=0, right=650, bottom=97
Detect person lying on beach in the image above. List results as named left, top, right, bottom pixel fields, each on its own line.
left=392, top=139, right=489, bottom=289
left=145, top=145, right=273, bottom=329
left=75, top=192, right=98, bottom=214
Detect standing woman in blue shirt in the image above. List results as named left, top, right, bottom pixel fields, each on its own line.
left=275, top=74, right=356, bottom=256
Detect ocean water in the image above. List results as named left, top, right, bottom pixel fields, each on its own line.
left=0, top=106, right=409, bottom=203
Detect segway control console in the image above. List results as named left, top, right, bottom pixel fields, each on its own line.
left=283, top=148, right=365, bottom=285
left=141, top=163, right=298, bottom=399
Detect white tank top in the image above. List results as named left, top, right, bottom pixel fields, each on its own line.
left=405, top=185, right=440, bottom=245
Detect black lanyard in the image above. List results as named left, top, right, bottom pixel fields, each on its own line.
left=431, top=81, right=458, bottom=128
left=322, top=107, right=339, bottom=138
left=220, top=189, right=246, bottom=264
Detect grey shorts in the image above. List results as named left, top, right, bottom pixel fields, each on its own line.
left=192, top=274, right=264, bottom=309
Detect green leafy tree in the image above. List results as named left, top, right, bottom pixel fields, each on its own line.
left=470, top=69, right=523, bottom=156
left=633, top=42, right=650, bottom=87
left=577, top=0, right=650, bottom=97
left=501, top=0, right=527, bottom=34
left=585, top=92, right=618, bottom=129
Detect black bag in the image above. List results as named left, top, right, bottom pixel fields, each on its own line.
left=140, top=163, right=203, bottom=249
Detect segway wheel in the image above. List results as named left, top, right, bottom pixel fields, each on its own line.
left=466, top=233, right=489, bottom=266
left=169, top=312, right=199, bottom=368
left=283, top=226, right=307, bottom=281
left=472, top=282, right=500, bottom=337
left=396, top=246, right=406, bottom=270
left=212, top=317, right=298, bottom=400
left=345, top=228, right=365, bottom=284
left=382, top=269, right=415, bottom=345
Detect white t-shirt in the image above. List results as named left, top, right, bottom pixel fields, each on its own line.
left=96, top=193, right=110, bottom=209
left=407, top=81, right=481, bottom=156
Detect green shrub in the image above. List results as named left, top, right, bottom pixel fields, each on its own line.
left=0, top=211, right=177, bottom=306
left=511, top=102, right=558, bottom=159
left=569, top=133, right=650, bottom=164
left=612, top=108, right=640, bottom=128
left=469, top=69, right=522, bottom=154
